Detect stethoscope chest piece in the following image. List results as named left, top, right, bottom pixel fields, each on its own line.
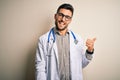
left=74, top=40, right=78, bottom=44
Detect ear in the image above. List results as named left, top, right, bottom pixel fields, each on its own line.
left=68, top=18, right=72, bottom=23
left=54, top=14, right=57, bottom=20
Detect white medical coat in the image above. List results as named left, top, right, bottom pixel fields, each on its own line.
left=35, top=29, right=93, bottom=80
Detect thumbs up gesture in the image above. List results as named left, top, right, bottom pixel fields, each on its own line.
left=86, top=38, right=96, bottom=52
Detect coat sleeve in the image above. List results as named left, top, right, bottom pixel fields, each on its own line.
left=78, top=37, right=93, bottom=68
left=82, top=51, right=93, bottom=68
left=35, top=38, right=46, bottom=80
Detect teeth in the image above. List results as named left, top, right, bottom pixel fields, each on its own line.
left=60, top=22, right=64, bottom=25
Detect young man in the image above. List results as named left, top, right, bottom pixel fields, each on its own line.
left=35, top=3, right=96, bottom=80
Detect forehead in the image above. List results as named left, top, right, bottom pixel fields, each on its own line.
left=58, top=8, right=72, bottom=16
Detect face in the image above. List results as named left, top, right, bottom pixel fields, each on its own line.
left=54, top=8, right=72, bottom=31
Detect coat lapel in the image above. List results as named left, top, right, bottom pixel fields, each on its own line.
left=53, top=42, right=59, bottom=69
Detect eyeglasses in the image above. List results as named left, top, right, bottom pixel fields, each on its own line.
left=57, top=13, right=72, bottom=21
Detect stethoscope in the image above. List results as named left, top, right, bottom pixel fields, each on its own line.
left=47, top=28, right=78, bottom=44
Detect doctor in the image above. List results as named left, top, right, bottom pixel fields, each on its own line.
left=35, top=3, right=96, bottom=80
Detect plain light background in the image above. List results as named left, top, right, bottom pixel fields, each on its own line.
left=0, top=0, right=120, bottom=80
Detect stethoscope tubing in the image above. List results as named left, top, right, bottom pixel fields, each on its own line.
left=47, top=28, right=78, bottom=44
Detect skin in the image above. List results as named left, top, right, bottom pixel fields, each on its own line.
left=54, top=8, right=96, bottom=52
left=86, top=38, right=96, bottom=52
left=54, top=8, right=72, bottom=35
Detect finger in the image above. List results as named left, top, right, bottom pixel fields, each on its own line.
left=86, top=43, right=93, bottom=47
left=86, top=39, right=93, bottom=44
left=86, top=44, right=91, bottom=47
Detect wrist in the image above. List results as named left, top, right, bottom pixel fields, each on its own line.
left=86, top=49, right=94, bottom=54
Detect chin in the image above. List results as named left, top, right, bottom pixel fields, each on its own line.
left=55, top=22, right=68, bottom=30
left=57, top=26, right=67, bottom=31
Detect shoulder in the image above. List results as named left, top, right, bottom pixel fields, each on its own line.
left=38, top=30, right=50, bottom=44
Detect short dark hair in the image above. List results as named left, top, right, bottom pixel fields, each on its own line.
left=57, top=3, right=74, bottom=16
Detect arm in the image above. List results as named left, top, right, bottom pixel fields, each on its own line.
left=82, top=50, right=93, bottom=68
left=82, top=38, right=96, bottom=68
left=35, top=39, right=46, bottom=80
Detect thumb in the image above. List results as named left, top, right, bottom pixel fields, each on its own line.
left=93, top=38, right=96, bottom=42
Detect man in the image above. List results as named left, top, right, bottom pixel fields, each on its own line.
left=35, top=3, right=96, bottom=80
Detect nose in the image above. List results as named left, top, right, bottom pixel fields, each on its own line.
left=61, top=16, right=66, bottom=21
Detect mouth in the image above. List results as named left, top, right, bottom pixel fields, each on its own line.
left=56, top=21, right=68, bottom=31
left=59, top=21, right=65, bottom=26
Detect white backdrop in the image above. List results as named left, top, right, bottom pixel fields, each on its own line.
left=0, top=0, right=120, bottom=80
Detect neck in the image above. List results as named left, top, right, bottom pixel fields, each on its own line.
left=59, top=29, right=67, bottom=36
left=56, top=26, right=68, bottom=36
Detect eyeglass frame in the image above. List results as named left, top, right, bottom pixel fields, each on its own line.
left=56, top=13, right=72, bottom=21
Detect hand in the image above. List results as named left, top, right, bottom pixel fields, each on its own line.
left=86, top=38, right=96, bottom=52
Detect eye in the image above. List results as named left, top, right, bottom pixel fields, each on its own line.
left=58, top=13, right=63, bottom=17
left=65, top=16, right=71, bottom=19
left=57, top=13, right=72, bottom=21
